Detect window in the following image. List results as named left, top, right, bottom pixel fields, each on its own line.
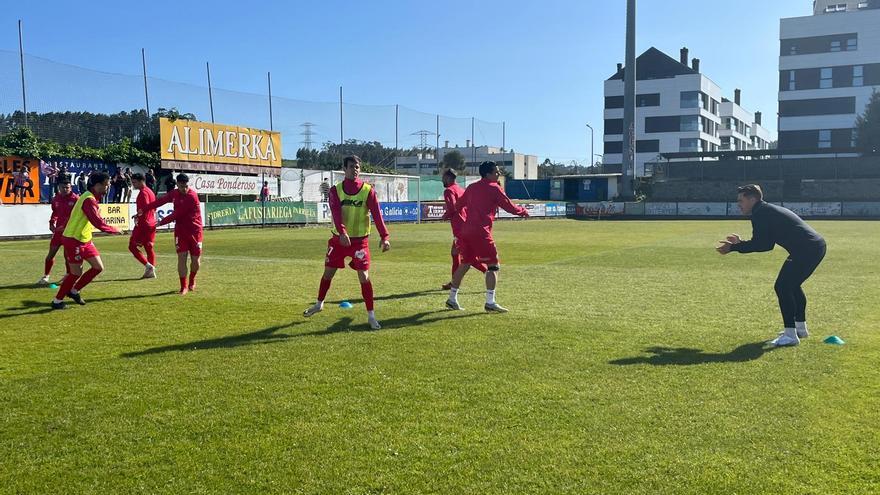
left=781, top=33, right=857, bottom=56
left=854, top=66, right=864, bottom=86
left=851, top=129, right=858, bottom=148
left=604, top=96, right=624, bottom=109
left=604, top=141, right=623, bottom=154
left=721, top=137, right=731, bottom=150
left=847, top=38, right=858, bottom=51
left=711, top=99, right=720, bottom=116
left=637, top=93, right=661, bottom=107
left=859, top=1, right=869, bottom=8
left=789, top=70, right=797, bottom=90
left=779, top=97, right=856, bottom=117
left=831, top=41, right=842, bottom=52
left=820, top=68, right=833, bottom=88
left=680, top=91, right=700, bottom=108
left=818, top=130, right=832, bottom=149
left=645, top=116, right=682, bottom=133
left=604, top=119, right=623, bottom=135
left=681, top=115, right=700, bottom=132
left=636, top=140, right=660, bottom=153
left=679, top=138, right=699, bottom=152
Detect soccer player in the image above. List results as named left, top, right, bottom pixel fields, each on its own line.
left=129, top=173, right=158, bottom=279
left=50, top=172, right=122, bottom=310
left=717, top=184, right=827, bottom=347
left=446, top=161, right=528, bottom=313
left=38, top=180, right=78, bottom=285
left=440, top=169, right=485, bottom=290
left=302, top=155, right=391, bottom=330
left=140, top=173, right=203, bottom=295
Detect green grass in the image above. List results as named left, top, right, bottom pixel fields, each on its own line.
left=1, top=219, right=879, bottom=494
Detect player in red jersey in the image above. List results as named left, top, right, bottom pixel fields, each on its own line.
left=51, top=172, right=123, bottom=310
left=129, top=173, right=158, bottom=279
left=302, top=156, right=391, bottom=330
left=140, top=173, right=203, bottom=295
left=440, top=169, right=486, bottom=290
left=38, top=180, right=78, bottom=285
left=446, top=161, right=528, bottom=313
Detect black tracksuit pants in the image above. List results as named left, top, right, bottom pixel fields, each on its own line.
left=774, top=241, right=826, bottom=328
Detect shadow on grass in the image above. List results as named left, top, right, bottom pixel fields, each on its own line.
left=121, top=320, right=306, bottom=357
left=609, top=341, right=775, bottom=366
left=325, top=288, right=445, bottom=306
left=1, top=291, right=177, bottom=320
left=123, top=310, right=487, bottom=357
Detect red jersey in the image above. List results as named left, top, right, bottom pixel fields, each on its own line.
left=442, top=183, right=466, bottom=237
left=50, top=191, right=79, bottom=232
left=328, top=178, right=390, bottom=241
left=135, top=187, right=157, bottom=228
left=81, top=194, right=119, bottom=235
left=147, top=188, right=203, bottom=234
left=456, top=178, right=527, bottom=237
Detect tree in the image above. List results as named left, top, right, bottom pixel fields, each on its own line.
left=441, top=150, right=465, bottom=173
left=855, top=90, right=880, bottom=155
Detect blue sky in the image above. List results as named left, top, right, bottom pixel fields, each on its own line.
left=4, top=0, right=812, bottom=163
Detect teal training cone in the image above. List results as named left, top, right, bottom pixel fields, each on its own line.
left=49, top=284, right=59, bottom=289
left=823, top=336, right=845, bottom=345
left=339, top=301, right=353, bottom=309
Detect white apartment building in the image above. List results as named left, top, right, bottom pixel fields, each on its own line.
left=394, top=145, right=539, bottom=180
left=604, top=47, right=770, bottom=177
left=778, top=0, right=880, bottom=152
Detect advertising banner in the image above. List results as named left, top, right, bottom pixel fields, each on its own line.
left=188, top=173, right=278, bottom=196
left=39, top=158, right=117, bottom=198
left=677, top=203, right=727, bottom=216
left=206, top=202, right=317, bottom=226
left=577, top=202, right=625, bottom=216
left=727, top=202, right=744, bottom=216
left=1, top=156, right=41, bottom=204
left=0, top=204, right=53, bottom=237
left=498, top=202, right=547, bottom=218
left=565, top=203, right=577, bottom=216
left=782, top=202, right=812, bottom=217
left=545, top=203, right=567, bottom=217
left=624, top=202, right=646, bottom=216
left=160, top=118, right=282, bottom=168
left=645, top=203, right=677, bottom=216
left=379, top=202, right=420, bottom=222
left=810, top=202, right=842, bottom=217
left=95, top=204, right=131, bottom=232
left=842, top=202, right=880, bottom=217
left=422, top=203, right=447, bottom=220
left=318, top=202, right=331, bottom=223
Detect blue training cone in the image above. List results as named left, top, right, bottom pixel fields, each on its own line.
left=823, top=336, right=845, bottom=345
left=339, top=301, right=353, bottom=309
left=49, top=284, right=59, bottom=289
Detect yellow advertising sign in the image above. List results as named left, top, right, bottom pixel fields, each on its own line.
left=93, top=203, right=131, bottom=233
left=160, top=118, right=281, bottom=168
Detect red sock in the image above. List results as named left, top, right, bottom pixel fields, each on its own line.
left=361, top=281, right=374, bottom=312
left=73, top=267, right=102, bottom=291
left=317, top=277, right=332, bottom=302
left=145, top=244, right=156, bottom=266
left=188, top=271, right=197, bottom=289
left=54, top=272, right=78, bottom=300
left=44, top=258, right=54, bottom=277
left=179, top=277, right=187, bottom=291
left=129, top=244, right=148, bottom=265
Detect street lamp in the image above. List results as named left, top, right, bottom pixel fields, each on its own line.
left=585, top=123, right=594, bottom=175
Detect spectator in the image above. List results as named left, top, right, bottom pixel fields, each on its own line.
left=57, top=163, right=70, bottom=187
left=260, top=181, right=270, bottom=202
left=122, top=167, right=133, bottom=203
left=145, top=168, right=156, bottom=191
left=112, top=169, right=126, bottom=203
left=13, top=165, right=30, bottom=204
left=319, top=178, right=330, bottom=202
left=164, top=173, right=176, bottom=193
left=76, top=173, right=87, bottom=195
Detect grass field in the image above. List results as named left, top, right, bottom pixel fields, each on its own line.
left=1, top=219, right=879, bottom=494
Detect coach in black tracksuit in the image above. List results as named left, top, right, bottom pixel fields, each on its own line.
left=717, top=184, right=826, bottom=347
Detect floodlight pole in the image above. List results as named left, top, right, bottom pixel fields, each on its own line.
left=621, top=0, right=637, bottom=199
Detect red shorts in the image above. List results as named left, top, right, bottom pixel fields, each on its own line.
left=131, top=224, right=157, bottom=246
left=50, top=231, right=65, bottom=249
left=175, top=229, right=203, bottom=256
left=62, top=237, right=100, bottom=264
left=325, top=236, right=371, bottom=271
left=459, top=233, right=499, bottom=267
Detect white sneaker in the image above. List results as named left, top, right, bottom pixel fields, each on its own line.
left=484, top=302, right=509, bottom=313
left=142, top=266, right=156, bottom=279
left=770, top=330, right=800, bottom=347
left=303, top=303, right=323, bottom=317
left=37, top=275, right=50, bottom=285
left=446, top=299, right=464, bottom=311
left=779, top=328, right=809, bottom=339
left=368, top=317, right=382, bottom=330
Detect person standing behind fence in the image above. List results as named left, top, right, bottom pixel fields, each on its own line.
left=260, top=181, right=271, bottom=203
left=122, top=168, right=133, bottom=203
left=76, top=173, right=87, bottom=195
left=145, top=168, right=156, bottom=191
left=320, top=178, right=330, bottom=202
left=13, top=165, right=29, bottom=204
left=112, top=170, right=126, bottom=203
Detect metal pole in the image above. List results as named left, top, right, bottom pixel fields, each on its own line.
left=436, top=114, right=440, bottom=170
left=395, top=104, right=398, bottom=171
left=206, top=62, right=215, bottom=123
left=471, top=117, right=476, bottom=169
left=267, top=72, right=274, bottom=131
left=622, top=0, right=637, bottom=199
left=502, top=121, right=506, bottom=151
left=141, top=49, right=151, bottom=117
left=18, top=20, right=27, bottom=127
left=339, top=86, right=344, bottom=145
left=585, top=123, right=594, bottom=174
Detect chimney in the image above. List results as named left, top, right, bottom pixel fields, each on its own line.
left=616, top=63, right=623, bottom=72
left=680, top=47, right=689, bottom=65
left=444, top=140, right=449, bottom=148
left=466, top=139, right=471, bottom=148
left=734, top=88, right=742, bottom=106
left=754, top=111, right=762, bottom=125
left=692, top=58, right=700, bottom=72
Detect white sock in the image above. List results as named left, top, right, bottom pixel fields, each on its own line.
left=796, top=321, right=807, bottom=331
left=784, top=327, right=798, bottom=338
left=145, top=263, right=154, bottom=269
left=316, top=300, right=324, bottom=308
left=449, top=287, right=459, bottom=302
left=486, top=290, right=496, bottom=305
left=70, top=289, right=79, bottom=295
left=368, top=310, right=376, bottom=319
left=52, top=298, right=63, bottom=304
